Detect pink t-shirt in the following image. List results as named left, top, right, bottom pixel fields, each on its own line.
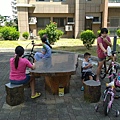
left=97, top=36, right=111, bottom=59
left=9, top=57, right=33, bottom=80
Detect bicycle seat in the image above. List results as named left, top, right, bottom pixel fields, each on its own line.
left=106, top=81, right=115, bottom=88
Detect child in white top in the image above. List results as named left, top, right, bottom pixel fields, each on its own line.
left=81, top=52, right=93, bottom=91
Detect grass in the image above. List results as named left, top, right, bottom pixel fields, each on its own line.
left=0, top=38, right=120, bottom=57
left=53, top=39, right=97, bottom=56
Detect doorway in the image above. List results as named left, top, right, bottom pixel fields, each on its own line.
left=85, top=16, right=93, bottom=30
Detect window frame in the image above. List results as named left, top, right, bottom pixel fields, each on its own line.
left=37, top=17, right=50, bottom=27
left=53, top=17, right=66, bottom=27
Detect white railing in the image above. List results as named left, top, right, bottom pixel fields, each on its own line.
left=109, top=0, right=120, bottom=3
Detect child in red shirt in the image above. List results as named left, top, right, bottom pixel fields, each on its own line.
left=9, top=46, right=41, bottom=99
left=96, top=28, right=112, bottom=81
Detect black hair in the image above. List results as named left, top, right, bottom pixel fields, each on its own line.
left=84, top=52, right=91, bottom=58
left=101, top=28, right=108, bottom=34
left=41, top=36, right=52, bottom=49
left=14, top=46, right=24, bottom=69
left=42, top=34, right=48, bottom=38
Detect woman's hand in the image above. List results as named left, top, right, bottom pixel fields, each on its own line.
left=31, top=63, right=35, bottom=70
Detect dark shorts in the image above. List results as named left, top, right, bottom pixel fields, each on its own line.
left=10, top=74, right=30, bottom=85
left=82, top=72, right=93, bottom=80
left=98, top=57, right=106, bottom=62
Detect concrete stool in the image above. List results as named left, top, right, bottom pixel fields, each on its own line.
left=83, top=80, right=101, bottom=103
left=5, top=83, right=24, bottom=106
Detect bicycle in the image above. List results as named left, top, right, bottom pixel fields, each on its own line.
left=22, top=40, right=35, bottom=64
left=95, top=59, right=120, bottom=117
left=100, top=51, right=120, bottom=82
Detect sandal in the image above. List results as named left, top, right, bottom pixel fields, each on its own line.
left=31, top=92, right=41, bottom=99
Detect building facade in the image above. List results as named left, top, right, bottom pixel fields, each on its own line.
left=16, top=0, right=120, bottom=38
left=11, top=0, right=18, bottom=19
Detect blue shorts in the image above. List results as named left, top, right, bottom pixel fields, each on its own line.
left=34, top=52, right=44, bottom=61
left=10, top=74, right=30, bottom=85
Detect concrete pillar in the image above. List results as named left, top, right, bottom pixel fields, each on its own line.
left=51, top=17, right=53, bottom=22
left=102, top=0, right=108, bottom=28
left=17, top=7, right=29, bottom=39
left=75, top=0, right=85, bottom=38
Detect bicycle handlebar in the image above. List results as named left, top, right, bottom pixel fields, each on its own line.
left=31, top=40, right=34, bottom=45
left=111, top=51, right=120, bottom=55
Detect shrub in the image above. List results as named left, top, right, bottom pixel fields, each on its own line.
left=0, top=26, right=11, bottom=40
left=0, top=26, right=20, bottom=40
left=0, top=27, right=3, bottom=39
left=80, top=30, right=96, bottom=49
left=116, top=29, right=120, bottom=37
left=38, top=29, right=47, bottom=38
left=45, top=21, right=58, bottom=44
left=56, top=29, right=64, bottom=40
left=97, top=30, right=101, bottom=37
left=0, top=33, right=2, bottom=39
left=22, top=32, right=29, bottom=39
left=10, top=30, right=20, bottom=40
left=38, top=22, right=64, bottom=44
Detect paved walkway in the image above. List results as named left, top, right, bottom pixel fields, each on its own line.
left=0, top=51, right=120, bottom=120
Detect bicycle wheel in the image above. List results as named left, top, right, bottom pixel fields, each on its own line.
left=22, top=55, right=34, bottom=64
left=104, top=93, right=111, bottom=116
left=100, top=62, right=107, bottom=79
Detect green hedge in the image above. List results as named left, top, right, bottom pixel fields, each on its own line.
left=38, top=21, right=64, bottom=44
left=80, top=30, right=96, bottom=49
left=0, top=26, right=20, bottom=40
left=22, top=32, right=29, bottom=39
left=117, top=29, right=120, bottom=37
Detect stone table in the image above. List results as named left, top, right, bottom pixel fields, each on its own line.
left=30, top=53, right=78, bottom=95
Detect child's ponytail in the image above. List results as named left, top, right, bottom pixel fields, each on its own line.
left=14, top=54, right=19, bottom=69
left=45, top=41, right=52, bottom=49
left=41, top=37, right=52, bottom=49
left=14, top=46, right=24, bottom=69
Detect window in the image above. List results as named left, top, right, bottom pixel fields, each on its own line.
left=37, top=18, right=50, bottom=27
left=53, top=18, right=65, bottom=27
left=93, top=17, right=99, bottom=22
left=110, top=18, right=119, bottom=27
left=86, top=0, right=91, bottom=1
left=68, top=18, right=74, bottom=22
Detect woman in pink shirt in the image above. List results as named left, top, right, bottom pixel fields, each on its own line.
left=96, top=28, right=112, bottom=81
left=9, top=46, right=41, bottom=99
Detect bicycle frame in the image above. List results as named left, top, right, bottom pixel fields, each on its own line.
left=103, top=60, right=118, bottom=108
left=95, top=54, right=120, bottom=117
left=23, top=40, right=35, bottom=63
left=103, top=87, right=114, bottom=108
left=100, top=51, right=119, bottom=80
left=24, top=40, right=35, bottom=56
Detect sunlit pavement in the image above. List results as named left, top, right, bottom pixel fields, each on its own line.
left=0, top=51, right=120, bottom=120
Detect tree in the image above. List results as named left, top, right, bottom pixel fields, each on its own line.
left=38, top=21, right=64, bottom=44
left=5, top=20, right=14, bottom=26
left=45, top=21, right=58, bottom=44
left=0, top=15, right=5, bottom=26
